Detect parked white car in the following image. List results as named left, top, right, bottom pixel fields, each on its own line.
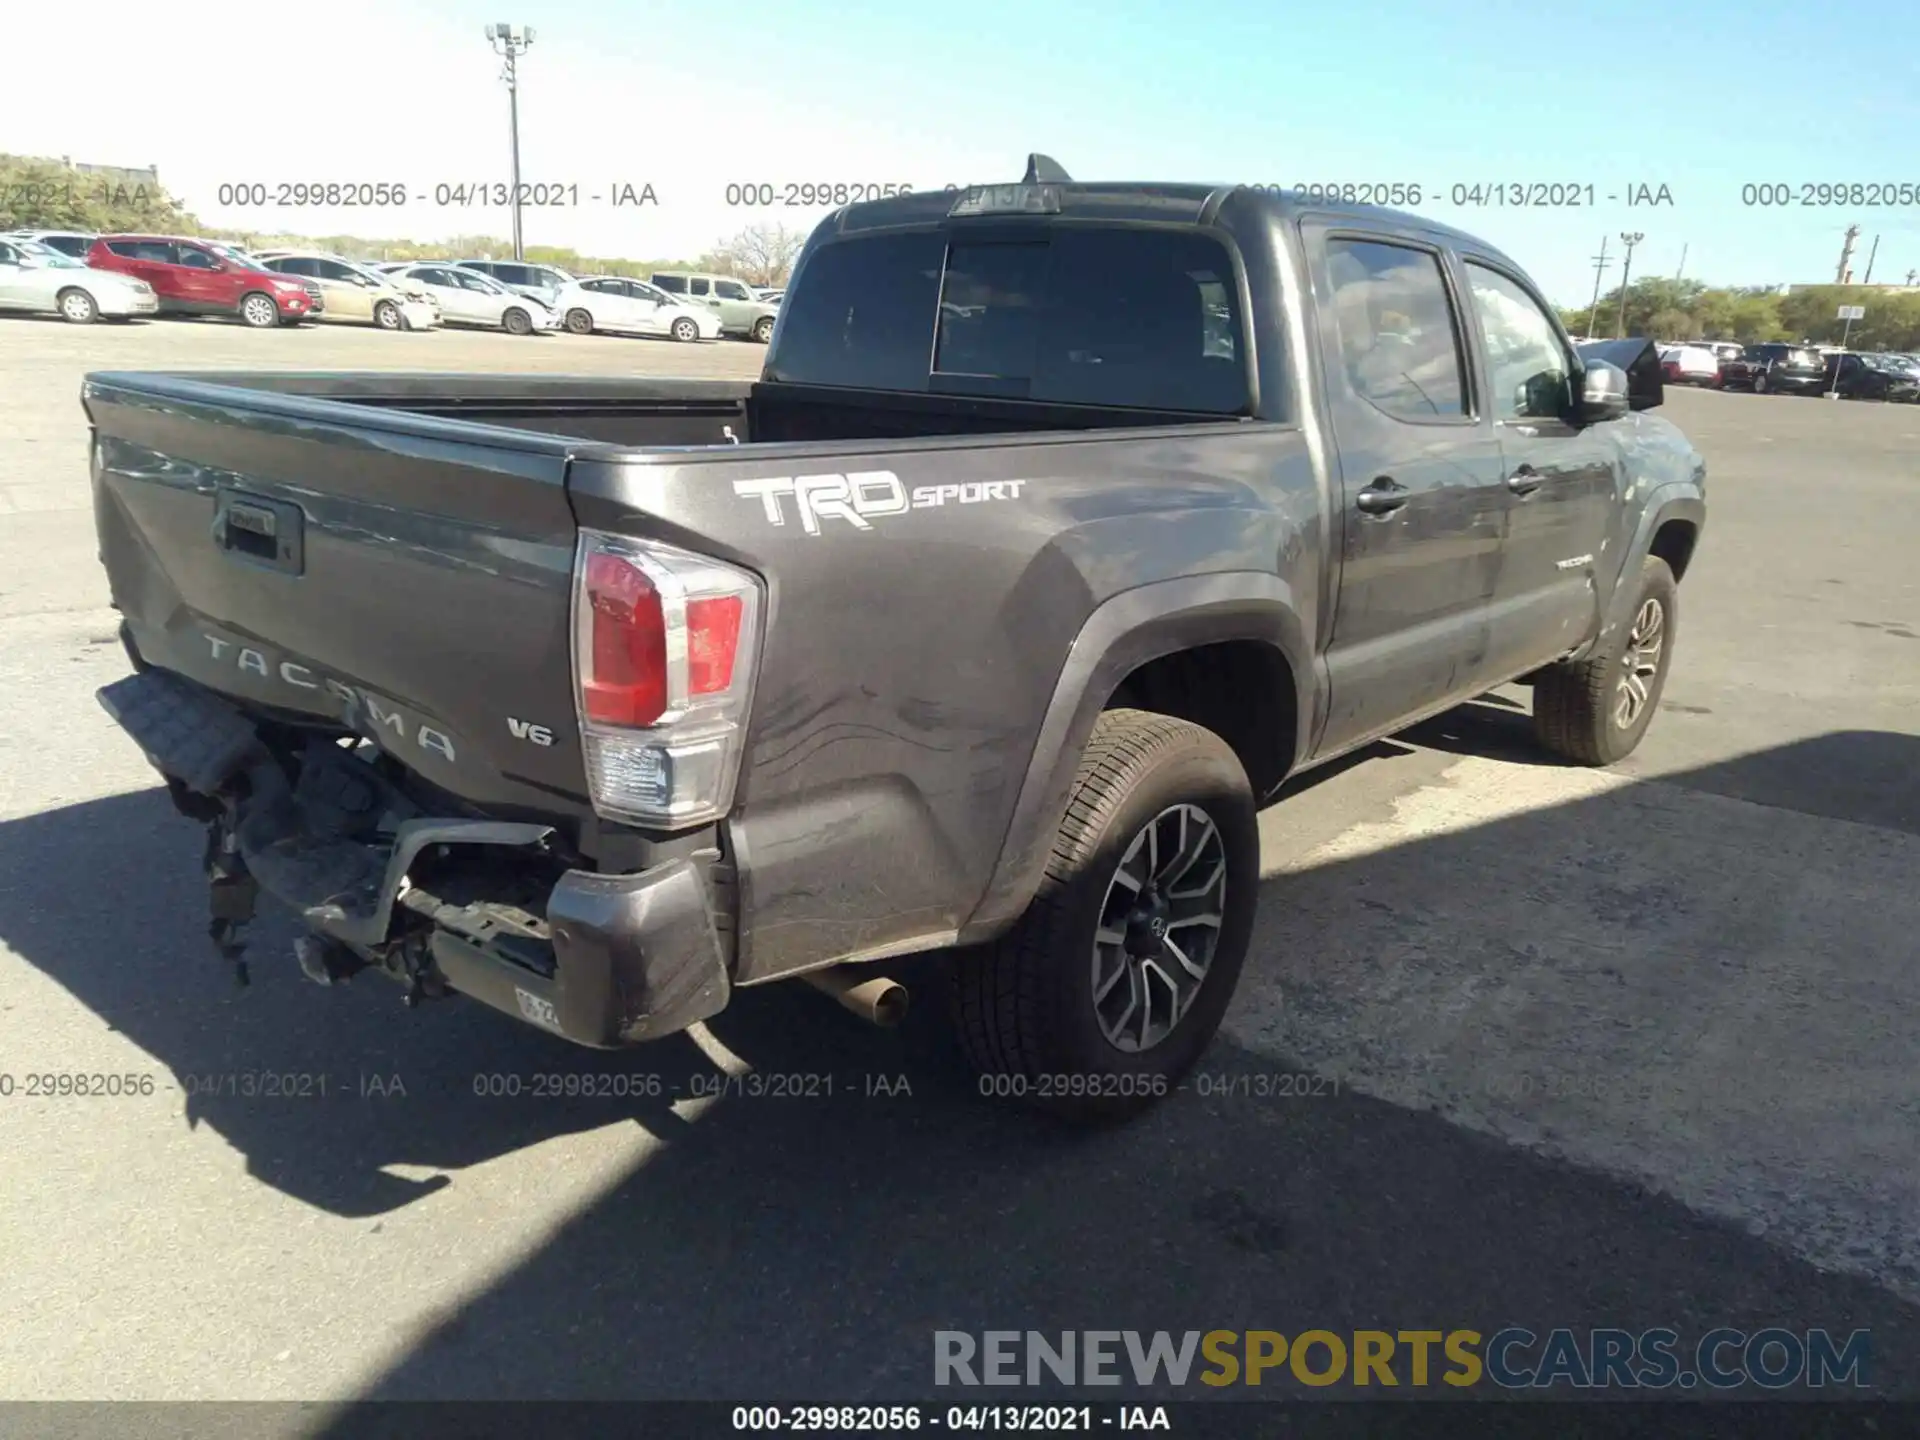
left=562, top=275, right=723, bottom=341
left=384, top=263, right=562, bottom=334
left=1660, top=344, right=1722, bottom=386
left=0, top=236, right=158, bottom=322
left=456, top=259, right=578, bottom=307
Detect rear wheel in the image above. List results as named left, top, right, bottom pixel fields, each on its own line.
left=502, top=306, right=534, bottom=336
left=373, top=300, right=402, bottom=330
left=752, top=315, right=775, bottom=343
left=949, top=709, right=1258, bottom=1123
left=1753, top=369, right=1770, bottom=394
left=1533, top=556, right=1677, bottom=766
left=670, top=316, right=699, bottom=342
left=565, top=307, right=594, bottom=335
left=57, top=288, right=99, bottom=324
left=238, top=292, right=280, bottom=329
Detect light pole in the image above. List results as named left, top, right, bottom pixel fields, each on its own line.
left=1615, top=231, right=1644, bottom=338
left=1584, top=235, right=1610, bottom=340
left=484, top=23, right=536, bottom=261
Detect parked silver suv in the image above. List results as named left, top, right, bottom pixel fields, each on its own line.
left=649, top=271, right=779, bottom=342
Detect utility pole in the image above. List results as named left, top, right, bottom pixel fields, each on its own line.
left=485, top=23, right=537, bottom=261
left=1615, top=231, right=1644, bottom=339
left=1861, top=234, right=1880, bottom=285
left=1835, top=224, right=1859, bottom=284
left=1674, top=243, right=1688, bottom=283
left=1584, top=235, right=1610, bottom=339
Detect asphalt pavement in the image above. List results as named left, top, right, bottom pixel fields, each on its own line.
left=0, top=316, right=1914, bottom=1415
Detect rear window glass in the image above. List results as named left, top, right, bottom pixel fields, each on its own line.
left=767, top=227, right=1251, bottom=414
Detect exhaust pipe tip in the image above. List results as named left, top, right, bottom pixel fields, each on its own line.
left=801, top=967, right=909, bottom=1028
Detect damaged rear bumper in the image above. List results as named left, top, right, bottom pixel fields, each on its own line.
left=97, top=666, right=732, bottom=1047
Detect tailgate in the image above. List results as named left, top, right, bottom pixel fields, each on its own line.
left=85, top=373, right=591, bottom=822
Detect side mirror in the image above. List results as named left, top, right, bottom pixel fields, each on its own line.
left=1574, top=338, right=1664, bottom=411
left=1578, top=361, right=1632, bottom=423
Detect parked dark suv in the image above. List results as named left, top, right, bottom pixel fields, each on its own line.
left=88, top=236, right=322, bottom=327
left=1825, top=351, right=1920, bottom=402
left=1722, top=341, right=1826, bottom=394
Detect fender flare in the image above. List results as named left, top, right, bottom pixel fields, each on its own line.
left=1597, top=487, right=1705, bottom=648
left=959, top=571, right=1314, bottom=942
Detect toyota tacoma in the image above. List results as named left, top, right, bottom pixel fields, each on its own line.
left=84, top=157, right=1706, bottom=1119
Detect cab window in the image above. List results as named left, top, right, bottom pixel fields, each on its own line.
left=1463, top=262, right=1572, bottom=421
left=1324, top=237, right=1467, bottom=420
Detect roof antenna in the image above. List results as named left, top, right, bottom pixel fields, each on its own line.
left=1023, top=154, right=1072, bottom=184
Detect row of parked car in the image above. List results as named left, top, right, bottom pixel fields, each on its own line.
left=0, top=227, right=784, bottom=343
left=1650, top=338, right=1920, bottom=402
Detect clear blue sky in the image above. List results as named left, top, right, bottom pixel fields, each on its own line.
left=11, top=0, right=1919, bottom=302
left=574, top=0, right=1919, bottom=302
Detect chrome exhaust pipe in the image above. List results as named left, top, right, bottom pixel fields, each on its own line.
left=801, top=966, right=909, bottom=1027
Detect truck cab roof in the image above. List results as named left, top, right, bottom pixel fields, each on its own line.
left=828, top=180, right=1524, bottom=269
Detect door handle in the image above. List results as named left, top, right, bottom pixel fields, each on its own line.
left=1506, top=466, right=1543, bottom=496
left=1355, top=478, right=1410, bottom=516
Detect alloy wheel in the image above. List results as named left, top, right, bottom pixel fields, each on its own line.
left=1091, top=803, right=1227, bottom=1053
left=1614, top=597, right=1665, bottom=729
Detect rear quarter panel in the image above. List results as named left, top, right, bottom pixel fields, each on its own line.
left=570, top=424, right=1326, bottom=983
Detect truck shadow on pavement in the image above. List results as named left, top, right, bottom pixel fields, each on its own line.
left=0, top=728, right=1916, bottom=1405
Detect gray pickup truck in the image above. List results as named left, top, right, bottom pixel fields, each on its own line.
left=85, top=157, right=1706, bottom=1120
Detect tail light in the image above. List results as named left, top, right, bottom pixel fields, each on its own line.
left=571, top=530, right=762, bottom=828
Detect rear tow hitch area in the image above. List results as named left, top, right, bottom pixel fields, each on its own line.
left=205, top=810, right=260, bottom=987
left=98, top=667, right=561, bottom=1006
left=98, top=665, right=738, bottom=1047
left=293, top=933, right=367, bottom=987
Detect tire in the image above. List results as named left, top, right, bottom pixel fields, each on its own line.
left=670, top=316, right=699, bottom=343
left=1533, top=556, right=1678, bottom=766
left=751, top=315, right=775, bottom=344
left=57, top=288, right=99, bottom=324
left=1752, top=369, right=1769, bottom=394
left=502, top=306, right=534, bottom=336
left=239, top=292, right=280, bottom=329
left=564, top=307, right=594, bottom=335
left=949, top=709, right=1259, bottom=1123
left=373, top=300, right=402, bottom=331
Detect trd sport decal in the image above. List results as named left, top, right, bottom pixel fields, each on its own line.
left=732, top=472, right=1027, bottom=534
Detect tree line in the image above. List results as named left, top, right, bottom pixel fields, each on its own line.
left=1, top=154, right=806, bottom=285
left=1559, top=276, right=1920, bottom=351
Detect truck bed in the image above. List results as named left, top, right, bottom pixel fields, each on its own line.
left=117, top=370, right=1250, bottom=446
left=85, top=367, right=1306, bottom=987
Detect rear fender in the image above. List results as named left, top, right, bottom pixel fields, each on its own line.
left=959, top=571, right=1312, bottom=941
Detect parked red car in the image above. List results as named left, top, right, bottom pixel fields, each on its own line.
left=87, top=235, right=322, bottom=327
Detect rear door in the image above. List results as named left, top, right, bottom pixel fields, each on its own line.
left=114, top=241, right=179, bottom=306
left=1305, top=226, right=1511, bottom=757
left=173, top=242, right=231, bottom=312
left=1456, top=257, right=1618, bottom=677
left=587, top=277, right=658, bottom=333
